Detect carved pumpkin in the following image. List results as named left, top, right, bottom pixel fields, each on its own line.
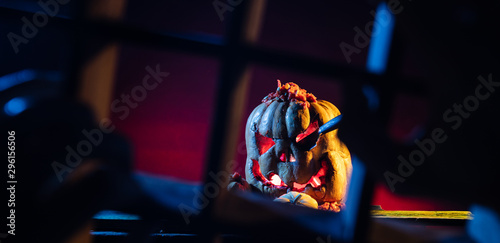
left=274, top=191, right=318, bottom=209
left=244, top=81, right=351, bottom=212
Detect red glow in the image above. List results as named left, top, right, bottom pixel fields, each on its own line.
left=371, top=183, right=462, bottom=210
left=293, top=182, right=307, bottom=191
left=311, top=177, right=321, bottom=188
left=293, top=161, right=327, bottom=191
left=279, top=153, right=286, bottom=162
left=251, top=161, right=289, bottom=189
left=269, top=173, right=288, bottom=187
left=296, top=120, right=319, bottom=143
left=251, top=159, right=268, bottom=184
left=256, top=132, right=275, bottom=155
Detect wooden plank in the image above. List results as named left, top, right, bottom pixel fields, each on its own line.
left=371, top=210, right=473, bottom=226
left=371, top=210, right=473, bottom=220
left=206, top=0, right=267, bottom=218
left=77, top=0, right=127, bottom=121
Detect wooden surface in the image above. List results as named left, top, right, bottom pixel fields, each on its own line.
left=92, top=210, right=473, bottom=242
left=371, top=210, right=473, bottom=226
left=371, top=210, right=473, bottom=219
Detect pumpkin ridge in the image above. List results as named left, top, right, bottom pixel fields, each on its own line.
left=272, top=101, right=289, bottom=138
left=291, top=193, right=302, bottom=205
left=285, top=102, right=310, bottom=139
left=309, top=103, right=328, bottom=126
left=247, top=103, right=268, bottom=134
left=317, top=102, right=335, bottom=121
left=259, top=101, right=279, bottom=137
left=318, top=100, right=341, bottom=117
left=246, top=103, right=268, bottom=160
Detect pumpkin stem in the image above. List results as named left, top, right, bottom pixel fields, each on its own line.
left=262, top=81, right=317, bottom=108
left=291, top=193, right=302, bottom=205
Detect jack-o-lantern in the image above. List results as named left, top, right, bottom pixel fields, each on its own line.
left=242, top=81, right=352, bottom=212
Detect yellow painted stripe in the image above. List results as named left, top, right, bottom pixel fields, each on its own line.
left=370, top=210, right=473, bottom=220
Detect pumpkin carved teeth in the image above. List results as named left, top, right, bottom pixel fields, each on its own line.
left=292, top=161, right=328, bottom=191
left=269, top=173, right=287, bottom=187
left=251, top=159, right=327, bottom=192
left=290, top=154, right=296, bottom=162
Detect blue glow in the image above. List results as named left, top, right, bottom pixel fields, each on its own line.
left=93, top=210, right=141, bottom=220
left=0, top=69, right=36, bottom=92
left=4, top=97, right=28, bottom=116
left=366, top=2, right=395, bottom=75
left=468, top=204, right=500, bottom=243
left=91, top=231, right=129, bottom=236
left=341, top=155, right=366, bottom=241
left=362, top=85, right=380, bottom=112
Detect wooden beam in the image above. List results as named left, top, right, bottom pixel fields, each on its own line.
left=77, top=0, right=127, bottom=121
left=204, top=0, right=267, bottom=223
left=371, top=210, right=473, bottom=226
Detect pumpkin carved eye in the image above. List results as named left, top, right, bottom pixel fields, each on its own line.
left=295, top=120, right=319, bottom=151
left=256, top=132, right=275, bottom=155
left=295, top=120, right=319, bottom=143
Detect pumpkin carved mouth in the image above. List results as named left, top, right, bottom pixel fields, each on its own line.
left=251, top=159, right=328, bottom=193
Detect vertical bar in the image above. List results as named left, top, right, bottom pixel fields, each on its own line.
left=63, top=1, right=126, bottom=242
left=75, top=0, right=127, bottom=121
left=203, top=0, right=266, bottom=220
left=366, top=2, right=395, bottom=75
left=77, top=45, right=121, bottom=120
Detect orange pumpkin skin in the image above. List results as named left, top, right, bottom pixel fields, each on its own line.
left=244, top=82, right=352, bottom=208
